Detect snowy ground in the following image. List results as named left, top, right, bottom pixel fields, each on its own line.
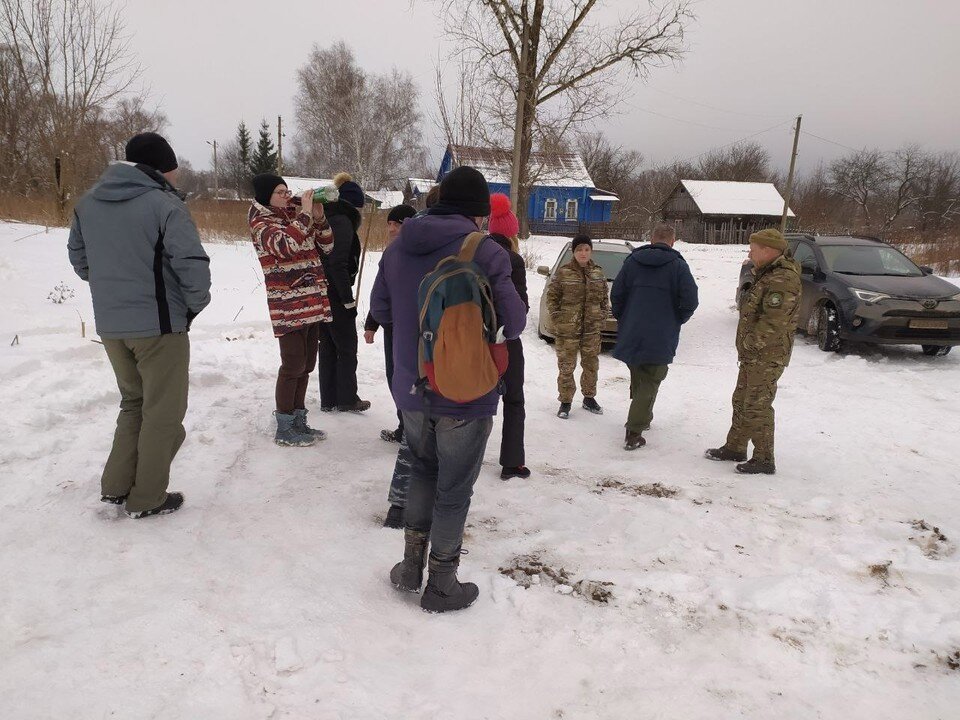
left=1, top=220, right=959, bottom=719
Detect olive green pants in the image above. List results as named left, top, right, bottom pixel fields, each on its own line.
left=625, top=364, right=669, bottom=433
left=725, top=361, right=784, bottom=463
left=101, top=334, right=190, bottom=512
left=555, top=333, right=601, bottom=403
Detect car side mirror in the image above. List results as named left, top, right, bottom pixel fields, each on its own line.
left=537, top=265, right=550, bottom=276
left=919, top=265, right=934, bottom=275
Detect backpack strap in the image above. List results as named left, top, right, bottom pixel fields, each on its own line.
left=457, top=231, right=487, bottom=263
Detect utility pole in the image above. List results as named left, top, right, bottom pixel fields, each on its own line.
left=207, top=140, right=219, bottom=200
left=780, top=115, right=802, bottom=234
left=277, top=115, right=284, bottom=175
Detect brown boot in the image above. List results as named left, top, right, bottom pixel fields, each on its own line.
left=736, top=458, right=776, bottom=475
left=624, top=430, right=645, bottom=451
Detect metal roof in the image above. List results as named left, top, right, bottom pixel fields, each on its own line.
left=449, top=144, right=595, bottom=188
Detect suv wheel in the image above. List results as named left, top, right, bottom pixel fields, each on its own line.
left=816, top=304, right=842, bottom=352
left=921, top=345, right=951, bottom=357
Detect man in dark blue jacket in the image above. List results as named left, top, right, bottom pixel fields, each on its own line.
left=611, top=224, right=699, bottom=450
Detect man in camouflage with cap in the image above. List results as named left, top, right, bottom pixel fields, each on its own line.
left=706, top=228, right=801, bottom=475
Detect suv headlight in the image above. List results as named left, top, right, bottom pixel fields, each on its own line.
left=850, top=288, right=891, bottom=304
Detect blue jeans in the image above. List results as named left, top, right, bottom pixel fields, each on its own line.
left=401, top=410, right=493, bottom=561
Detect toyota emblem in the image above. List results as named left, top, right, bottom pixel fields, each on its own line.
left=922, top=299, right=938, bottom=309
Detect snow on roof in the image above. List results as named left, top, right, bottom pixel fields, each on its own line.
left=449, top=144, right=595, bottom=188
left=367, top=190, right=405, bottom=209
left=282, top=176, right=333, bottom=194
left=680, top=180, right=795, bottom=217
left=407, top=178, right=437, bottom=194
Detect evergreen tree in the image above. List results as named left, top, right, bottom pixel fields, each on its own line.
left=249, top=119, right=278, bottom=175
left=235, top=121, right=253, bottom=195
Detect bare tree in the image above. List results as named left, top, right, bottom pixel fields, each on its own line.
left=437, top=0, right=693, bottom=234
left=575, top=131, right=644, bottom=219
left=697, top=141, right=772, bottom=182
left=293, top=41, right=426, bottom=189
left=828, top=148, right=890, bottom=231
left=0, top=0, right=142, bottom=203
left=914, top=151, right=960, bottom=232
left=434, top=59, right=491, bottom=148
left=103, top=96, right=168, bottom=160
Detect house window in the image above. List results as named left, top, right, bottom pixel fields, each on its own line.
left=544, top=199, right=557, bottom=220
left=566, top=199, right=578, bottom=221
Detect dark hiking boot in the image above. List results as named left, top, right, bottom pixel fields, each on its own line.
left=390, top=529, right=428, bottom=592
left=274, top=412, right=316, bottom=447
left=624, top=431, right=646, bottom=451
left=736, top=458, right=776, bottom=475
left=383, top=505, right=404, bottom=529
left=704, top=446, right=747, bottom=462
left=125, top=492, right=184, bottom=519
left=338, top=399, right=371, bottom=413
left=501, top=465, right=531, bottom=480
left=292, top=408, right=327, bottom=440
left=420, top=554, right=479, bottom=613
left=319, top=405, right=337, bottom=413
left=582, top=397, right=603, bottom=415
left=380, top=429, right=402, bottom=443
left=100, top=493, right=128, bottom=505
left=557, top=402, right=572, bottom=419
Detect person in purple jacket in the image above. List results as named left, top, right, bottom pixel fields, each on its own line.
left=370, top=166, right=526, bottom=613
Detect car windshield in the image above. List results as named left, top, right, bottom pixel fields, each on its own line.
left=820, top=244, right=922, bottom=277
left=558, top=248, right=627, bottom=280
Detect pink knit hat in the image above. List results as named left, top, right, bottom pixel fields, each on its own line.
left=488, top=193, right=519, bottom=237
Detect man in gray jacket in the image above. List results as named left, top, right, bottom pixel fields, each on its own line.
left=68, top=133, right=211, bottom=518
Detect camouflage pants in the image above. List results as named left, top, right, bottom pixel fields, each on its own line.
left=725, top=362, right=785, bottom=462
left=555, top=334, right=601, bottom=403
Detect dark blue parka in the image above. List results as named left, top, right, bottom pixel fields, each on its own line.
left=611, top=243, right=699, bottom=366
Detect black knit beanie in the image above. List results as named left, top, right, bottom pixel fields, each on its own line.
left=438, top=166, right=490, bottom=217
left=252, top=173, right=286, bottom=207
left=387, top=204, right=416, bottom=224
left=571, top=234, right=593, bottom=251
left=125, top=132, right=178, bottom=173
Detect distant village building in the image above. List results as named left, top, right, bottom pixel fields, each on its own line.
left=437, top=144, right=618, bottom=226
left=403, top=178, right=437, bottom=210
left=660, top=180, right=794, bottom=244
left=284, top=177, right=403, bottom=210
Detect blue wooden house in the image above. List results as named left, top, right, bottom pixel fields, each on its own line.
left=437, top=144, right=618, bottom=225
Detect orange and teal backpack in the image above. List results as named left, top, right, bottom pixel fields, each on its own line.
left=417, top=232, right=509, bottom=403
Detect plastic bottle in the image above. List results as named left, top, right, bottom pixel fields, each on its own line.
left=313, top=184, right=340, bottom=203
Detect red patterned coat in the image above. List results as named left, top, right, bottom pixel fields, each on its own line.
left=248, top=202, right=334, bottom=337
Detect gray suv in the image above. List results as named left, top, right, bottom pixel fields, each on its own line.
left=738, top=234, right=960, bottom=356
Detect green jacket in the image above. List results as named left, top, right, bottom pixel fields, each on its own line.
left=546, top=259, right=610, bottom=338
left=737, top=253, right=802, bottom=365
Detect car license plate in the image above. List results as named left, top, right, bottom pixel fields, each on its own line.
left=909, top=318, right=949, bottom=330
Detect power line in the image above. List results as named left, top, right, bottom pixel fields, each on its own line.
left=800, top=130, right=864, bottom=154
left=623, top=101, right=751, bottom=132
left=674, top=119, right=796, bottom=165
left=645, top=86, right=782, bottom=120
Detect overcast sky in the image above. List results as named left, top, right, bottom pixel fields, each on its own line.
left=125, top=0, right=960, bottom=182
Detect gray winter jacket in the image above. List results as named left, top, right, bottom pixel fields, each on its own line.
left=68, top=162, right=211, bottom=339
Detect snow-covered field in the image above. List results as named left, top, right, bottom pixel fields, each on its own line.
left=1, top=220, right=959, bottom=719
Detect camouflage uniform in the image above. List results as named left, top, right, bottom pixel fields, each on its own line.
left=546, top=259, right=610, bottom=402
left=725, top=253, right=801, bottom=462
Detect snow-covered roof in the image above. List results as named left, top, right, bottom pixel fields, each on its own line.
left=448, top=144, right=595, bottom=188
left=282, top=176, right=333, bottom=194
left=407, top=178, right=437, bottom=194
left=367, top=190, right=405, bottom=209
left=680, top=180, right=795, bottom=217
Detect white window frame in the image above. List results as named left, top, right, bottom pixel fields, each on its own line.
left=565, top=198, right=578, bottom=221
left=544, top=198, right=557, bottom=221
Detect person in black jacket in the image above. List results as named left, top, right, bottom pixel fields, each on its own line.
left=318, top=172, right=369, bottom=412
left=364, top=204, right=417, bottom=444
left=611, top=224, right=699, bottom=450
left=488, top=193, right=530, bottom=479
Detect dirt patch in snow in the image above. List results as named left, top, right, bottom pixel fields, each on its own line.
left=868, top=560, right=892, bottom=587
left=596, top=478, right=679, bottom=499
left=499, top=553, right=614, bottom=604
left=908, top=519, right=955, bottom=559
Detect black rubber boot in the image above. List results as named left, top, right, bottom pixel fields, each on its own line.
left=500, top=466, right=531, bottom=480
left=557, top=402, right=571, bottom=419
left=383, top=504, right=404, bottom=529
left=100, top=493, right=128, bottom=505
left=704, top=446, right=747, bottom=462
left=624, top=430, right=645, bottom=451
left=736, top=458, right=776, bottom=475
left=125, top=492, right=184, bottom=519
left=582, top=397, right=603, bottom=415
left=389, top=529, right=428, bottom=592
left=420, top=554, right=479, bottom=613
